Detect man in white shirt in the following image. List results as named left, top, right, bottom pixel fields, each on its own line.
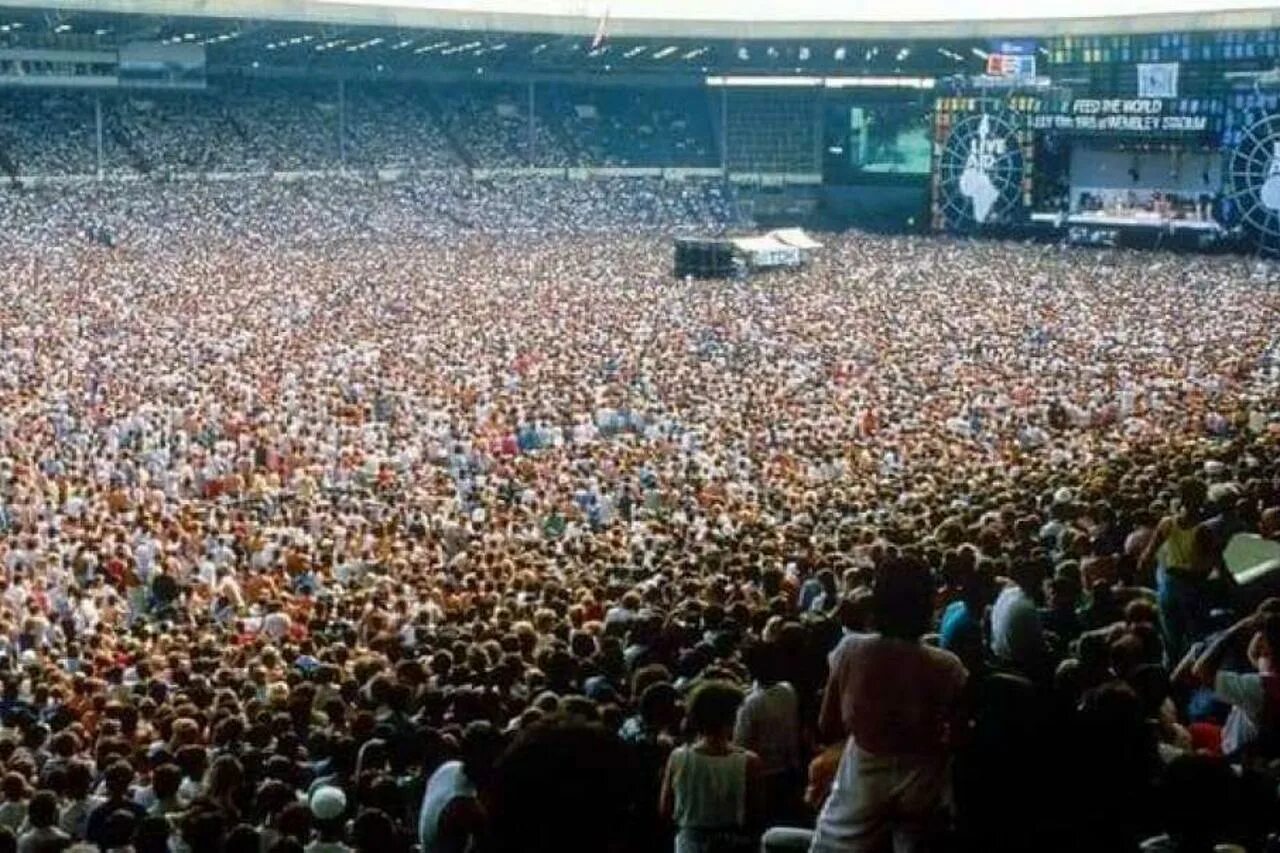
left=990, top=557, right=1048, bottom=678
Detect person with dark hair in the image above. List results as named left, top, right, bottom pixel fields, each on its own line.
left=17, top=790, right=69, bottom=853
left=84, top=763, right=144, bottom=850
left=660, top=681, right=762, bottom=853
left=416, top=721, right=501, bottom=853
left=180, top=803, right=227, bottom=853
left=0, top=774, right=27, bottom=835
left=174, top=746, right=209, bottom=807
left=224, top=825, right=261, bottom=853
left=808, top=570, right=840, bottom=615
left=275, top=802, right=312, bottom=848
left=620, top=682, right=679, bottom=853
left=202, top=754, right=245, bottom=824
left=146, top=764, right=184, bottom=818
left=1039, top=574, right=1083, bottom=649
left=57, top=762, right=99, bottom=841
left=488, top=715, right=634, bottom=853
left=1141, top=754, right=1242, bottom=853
left=939, top=569, right=994, bottom=674
left=809, top=556, right=967, bottom=853
left=990, top=556, right=1049, bottom=679
left=350, top=809, right=400, bottom=853
left=732, top=642, right=801, bottom=826
left=132, top=816, right=172, bottom=853
left=1070, top=681, right=1159, bottom=850
left=99, top=810, right=138, bottom=853
left=1141, top=477, right=1215, bottom=662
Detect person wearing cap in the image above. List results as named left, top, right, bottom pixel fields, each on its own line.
left=306, top=786, right=351, bottom=853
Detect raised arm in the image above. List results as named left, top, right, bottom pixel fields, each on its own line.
left=1191, top=613, right=1261, bottom=685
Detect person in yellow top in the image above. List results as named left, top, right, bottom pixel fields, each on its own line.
left=1140, top=477, right=1217, bottom=663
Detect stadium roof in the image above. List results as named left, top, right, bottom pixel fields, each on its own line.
left=4, top=0, right=1280, bottom=39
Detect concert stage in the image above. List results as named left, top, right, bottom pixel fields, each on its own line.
left=928, top=92, right=1280, bottom=254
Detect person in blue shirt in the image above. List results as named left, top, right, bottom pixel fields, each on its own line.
left=941, top=572, right=996, bottom=674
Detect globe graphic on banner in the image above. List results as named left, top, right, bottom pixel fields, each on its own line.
left=938, top=111, right=1024, bottom=229
left=1226, top=111, right=1280, bottom=254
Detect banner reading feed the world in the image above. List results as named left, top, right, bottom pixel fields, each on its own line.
left=1028, top=99, right=1207, bottom=133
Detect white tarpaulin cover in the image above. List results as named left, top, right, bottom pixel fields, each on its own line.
left=1226, top=533, right=1280, bottom=585
left=731, top=236, right=802, bottom=268
left=767, top=228, right=823, bottom=250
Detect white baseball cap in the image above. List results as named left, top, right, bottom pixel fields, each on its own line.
left=309, top=786, right=347, bottom=821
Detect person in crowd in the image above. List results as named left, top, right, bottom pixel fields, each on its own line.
left=487, top=715, right=634, bottom=853
left=0, top=143, right=1271, bottom=853
left=416, top=722, right=500, bottom=853
left=1142, top=478, right=1217, bottom=662
left=660, top=681, right=763, bottom=853
left=733, top=642, right=802, bottom=826
left=1190, top=608, right=1280, bottom=759
left=16, top=791, right=69, bottom=853
left=990, top=555, right=1049, bottom=680
left=0, top=776, right=30, bottom=833
left=810, top=556, right=968, bottom=853
left=84, top=764, right=145, bottom=849
left=305, top=787, right=351, bottom=853
left=939, top=567, right=994, bottom=674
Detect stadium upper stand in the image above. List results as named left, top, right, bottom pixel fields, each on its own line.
left=1, top=0, right=1279, bottom=180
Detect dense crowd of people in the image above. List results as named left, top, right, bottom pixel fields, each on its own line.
left=0, top=170, right=1276, bottom=853
left=0, top=176, right=740, bottom=250
left=543, top=88, right=718, bottom=169
left=0, top=82, right=729, bottom=178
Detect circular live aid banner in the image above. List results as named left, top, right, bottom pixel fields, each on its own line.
left=1227, top=112, right=1280, bottom=255
left=937, top=110, right=1026, bottom=231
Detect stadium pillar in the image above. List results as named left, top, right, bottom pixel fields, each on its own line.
left=338, top=79, right=347, bottom=168
left=813, top=88, right=824, bottom=175
left=527, top=80, right=536, bottom=166
left=94, top=93, right=103, bottom=181
left=719, top=87, right=728, bottom=178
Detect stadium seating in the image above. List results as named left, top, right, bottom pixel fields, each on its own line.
left=0, top=80, right=726, bottom=177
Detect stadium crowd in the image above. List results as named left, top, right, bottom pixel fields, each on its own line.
left=0, top=176, right=739, bottom=249
left=0, top=172, right=1275, bottom=853
left=0, top=83, right=726, bottom=178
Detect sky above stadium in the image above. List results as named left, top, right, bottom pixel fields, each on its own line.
left=315, top=0, right=1280, bottom=22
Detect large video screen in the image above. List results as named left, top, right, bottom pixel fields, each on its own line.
left=823, top=97, right=932, bottom=184
left=845, top=105, right=932, bottom=175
